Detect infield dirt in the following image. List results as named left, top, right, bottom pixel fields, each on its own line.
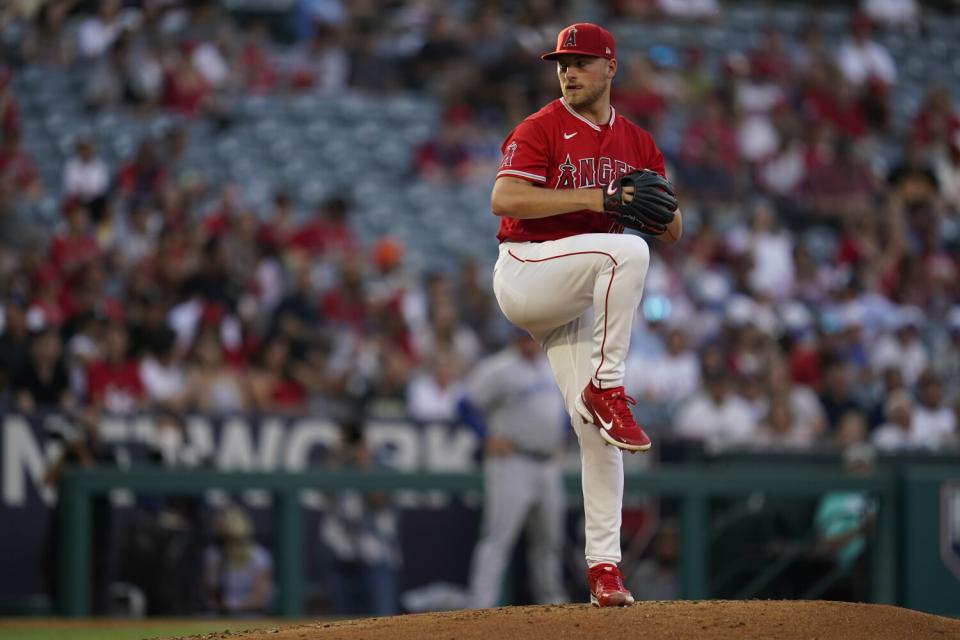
left=178, top=600, right=960, bottom=640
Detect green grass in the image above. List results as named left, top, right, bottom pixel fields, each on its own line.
left=0, top=620, right=275, bottom=640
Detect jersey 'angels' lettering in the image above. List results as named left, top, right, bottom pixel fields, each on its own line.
left=554, top=156, right=635, bottom=190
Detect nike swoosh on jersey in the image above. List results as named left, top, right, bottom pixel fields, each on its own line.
left=563, top=132, right=577, bottom=139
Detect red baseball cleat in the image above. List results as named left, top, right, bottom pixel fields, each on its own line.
left=587, top=563, right=635, bottom=607
left=575, top=382, right=652, bottom=452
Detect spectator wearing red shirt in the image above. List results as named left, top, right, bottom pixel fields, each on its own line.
left=289, top=196, right=356, bottom=257
left=611, top=55, right=667, bottom=131
left=0, top=67, right=21, bottom=136
left=679, top=94, right=740, bottom=169
left=909, top=85, right=960, bottom=151
left=802, top=137, right=875, bottom=224
left=86, top=322, right=146, bottom=414
left=250, top=336, right=306, bottom=413
left=0, top=130, right=41, bottom=204
left=201, top=183, right=244, bottom=238
left=320, top=257, right=368, bottom=334
left=238, top=22, right=278, bottom=93
left=116, top=140, right=166, bottom=201
left=800, top=62, right=867, bottom=140
left=161, top=49, right=210, bottom=117
left=49, top=201, right=100, bottom=283
left=257, top=191, right=298, bottom=251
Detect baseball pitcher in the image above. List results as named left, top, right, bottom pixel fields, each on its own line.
left=489, top=23, right=682, bottom=607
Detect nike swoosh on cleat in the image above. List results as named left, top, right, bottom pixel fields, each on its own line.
left=598, top=415, right=614, bottom=431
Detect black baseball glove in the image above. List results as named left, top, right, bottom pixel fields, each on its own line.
left=602, top=169, right=678, bottom=235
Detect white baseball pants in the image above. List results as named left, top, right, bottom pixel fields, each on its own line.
left=492, top=233, right=651, bottom=566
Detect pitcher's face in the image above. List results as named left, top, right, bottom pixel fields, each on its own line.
left=556, top=54, right=614, bottom=110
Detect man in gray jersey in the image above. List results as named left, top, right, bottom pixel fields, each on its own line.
left=463, top=329, right=570, bottom=608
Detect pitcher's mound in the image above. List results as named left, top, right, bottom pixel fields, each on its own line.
left=184, top=600, right=960, bottom=640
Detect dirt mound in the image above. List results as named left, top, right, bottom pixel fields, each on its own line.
left=180, top=600, right=960, bottom=640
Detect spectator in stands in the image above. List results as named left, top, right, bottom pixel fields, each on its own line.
left=911, top=370, right=957, bottom=449
left=836, top=14, right=897, bottom=89
left=415, top=296, right=481, bottom=367
left=320, top=421, right=401, bottom=616
left=0, top=301, right=30, bottom=396
left=933, top=131, right=960, bottom=214
left=111, top=199, right=160, bottom=269
left=75, top=0, right=123, bottom=60
left=612, top=55, right=668, bottom=132
left=289, top=196, right=357, bottom=259
left=203, top=505, right=274, bottom=616
left=675, top=366, right=758, bottom=451
left=861, top=0, right=920, bottom=33
left=250, top=336, right=306, bottom=414
left=355, top=344, right=414, bottom=421
left=870, top=306, right=929, bottom=387
left=270, top=256, right=319, bottom=349
left=656, top=0, right=721, bottom=21
left=932, top=307, right=960, bottom=402
left=0, top=129, right=41, bottom=206
left=871, top=390, right=916, bottom=451
left=139, top=327, right=186, bottom=412
left=12, top=328, right=74, bottom=414
left=909, top=85, right=960, bottom=152
left=183, top=328, right=251, bottom=415
left=754, top=394, right=817, bottom=450
left=804, top=136, right=875, bottom=224
left=237, top=22, right=278, bottom=93
left=320, top=256, right=368, bottom=335
left=288, top=23, right=350, bottom=96
left=116, top=139, right=166, bottom=201
left=62, top=136, right=109, bottom=219
left=85, top=321, right=145, bottom=414
left=626, top=325, right=700, bottom=420
left=49, top=200, right=100, bottom=283
left=407, top=349, right=466, bottom=423
left=818, top=354, right=865, bottom=433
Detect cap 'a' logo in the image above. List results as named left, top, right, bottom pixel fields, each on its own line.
left=562, top=26, right=577, bottom=48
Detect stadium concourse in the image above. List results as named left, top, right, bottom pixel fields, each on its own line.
left=0, top=0, right=959, bottom=621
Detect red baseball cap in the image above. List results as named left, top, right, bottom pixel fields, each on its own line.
left=542, top=23, right=616, bottom=61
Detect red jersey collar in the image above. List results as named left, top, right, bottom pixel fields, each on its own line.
left=559, top=97, right=616, bottom=130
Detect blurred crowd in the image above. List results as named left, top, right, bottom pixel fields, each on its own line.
left=0, top=0, right=957, bottom=470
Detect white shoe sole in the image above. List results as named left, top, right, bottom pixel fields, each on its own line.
left=589, top=593, right=635, bottom=607
left=575, top=395, right=652, bottom=453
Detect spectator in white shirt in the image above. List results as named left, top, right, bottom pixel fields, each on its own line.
left=626, top=326, right=700, bottom=406
left=861, top=0, right=920, bottom=32
left=754, top=394, right=816, bottom=450
left=140, top=328, right=186, bottom=411
left=76, top=0, right=123, bottom=60
left=871, top=306, right=929, bottom=387
left=911, top=371, right=957, bottom=450
left=836, top=15, right=897, bottom=88
left=872, top=390, right=916, bottom=451
left=675, top=368, right=758, bottom=451
left=406, top=349, right=466, bottom=423
left=63, top=136, right=110, bottom=213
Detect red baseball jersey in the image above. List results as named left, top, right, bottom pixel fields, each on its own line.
left=495, top=98, right=667, bottom=243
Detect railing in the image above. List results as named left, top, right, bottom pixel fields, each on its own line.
left=57, top=465, right=900, bottom=617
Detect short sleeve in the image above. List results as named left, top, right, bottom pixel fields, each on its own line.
left=496, top=120, right=549, bottom=184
